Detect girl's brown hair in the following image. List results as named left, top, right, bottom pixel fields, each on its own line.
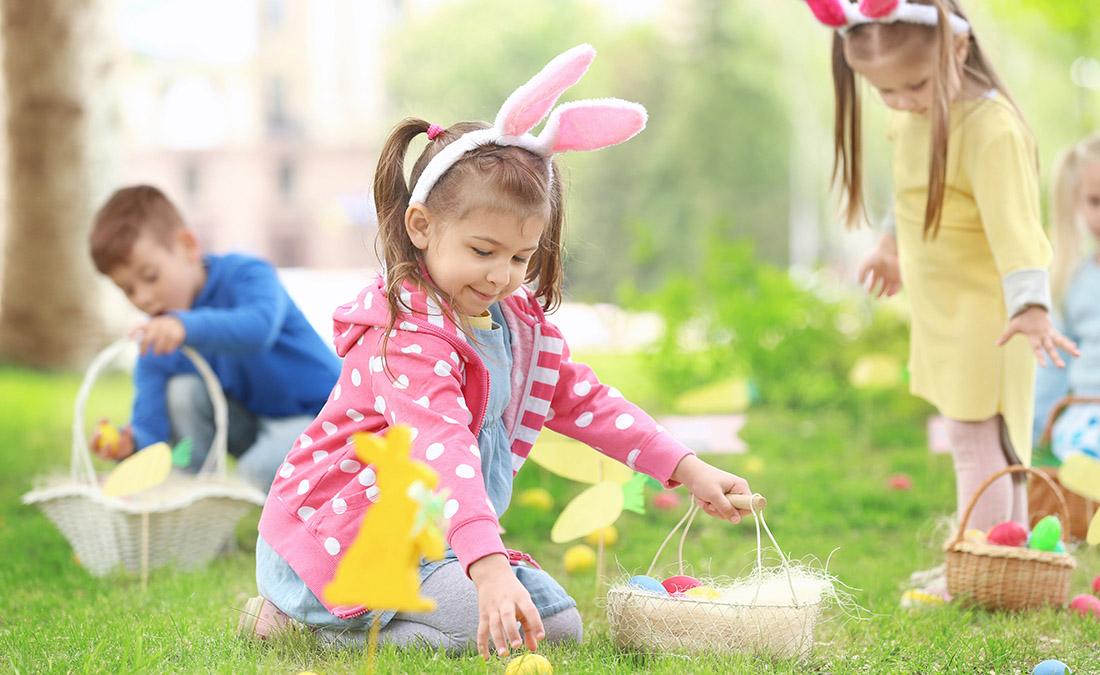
left=372, top=118, right=565, bottom=339
left=831, top=0, right=1020, bottom=239
left=1049, top=134, right=1100, bottom=305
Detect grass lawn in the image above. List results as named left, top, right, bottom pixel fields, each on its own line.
left=1, top=358, right=1098, bottom=674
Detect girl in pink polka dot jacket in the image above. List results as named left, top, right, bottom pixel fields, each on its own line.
left=242, top=45, right=754, bottom=661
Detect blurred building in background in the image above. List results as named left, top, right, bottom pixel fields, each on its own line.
left=116, top=0, right=400, bottom=269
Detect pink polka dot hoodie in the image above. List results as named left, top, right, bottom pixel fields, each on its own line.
left=257, top=275, right=694, bottom=619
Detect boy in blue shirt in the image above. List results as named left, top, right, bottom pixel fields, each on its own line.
left=88, top=185, right=341, bottom=490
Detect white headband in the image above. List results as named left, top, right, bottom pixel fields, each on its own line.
left=409, top=44, right=647, bottom=206
left=805, top=0, right=970, bottom=35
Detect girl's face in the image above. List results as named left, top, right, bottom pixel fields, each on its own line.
left=405, top=196, right=546, bottom=317
left=844, top=30, right=969, bottom=115
left=1079, top=160, right=1100, bottom=243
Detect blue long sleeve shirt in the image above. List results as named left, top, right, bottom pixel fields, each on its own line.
left=1033, top=258, right=1100, bottom=444
left=130, top=253, right=341, bottom=449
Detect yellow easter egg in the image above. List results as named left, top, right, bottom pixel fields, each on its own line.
left=563, top=544, right=596, bottom=574
left=684, top=586, right=721, bottom=600
left=900, top=589, right=946, bottom=608
left=505, top=653, right=553, bottom=675
left=516, top=487, right=555, bottom=512
left=101, top=442, right=172, bottom=497
left=584, top=525, right=618, bottom=547
left=963, top=529, right=985, bottom=544
left=743, top=456, right=765, bottom=474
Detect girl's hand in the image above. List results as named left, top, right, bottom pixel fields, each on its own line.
left=997, top=306, right=1080, bottom=368
left=469, top=554, right=544, bottom=660
left=670, top=455, right=752, bottom=524
left=857, top=234, right=902, bottom=298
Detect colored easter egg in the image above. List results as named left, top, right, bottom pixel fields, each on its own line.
left=684, top=585, right=722, bottom=600
left=505, top=653, right=554, bottom=675
left=653, top=492, right=682, bottom=511
left=627, top=575, right=668, bottom=594
left=1092, top=574, right=1100, bottom=595
left=516, top=488, right=554, bottom=512
left=1029, top=515, right=1062, bottom=552
left=963, top=529, right=986, bottom=544
left=563, top=545, right=595, bottom=574
left=1032, top=659, right=1072, bottom=674
left=887, top=474, right=912, bottom=491
left=987, top=521, right=1028, bottom=547
left=1069, top=594, right=1100, bottom=620
left=661, top=575, right=701, bottom=594
left=584, top=525, right=619, bottom=547
left=1053, top=541, right=1066, bottom=554
left=900, top=589, right=947, bottom=609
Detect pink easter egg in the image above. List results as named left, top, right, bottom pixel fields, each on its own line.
left=1069, top=593, right=1100, bottom=620
left=887, top=474, right=912, bottom=491
left=661, top=575, right=702, bottom=594
left=653, top=492, right=682, bottom=511
left=986, top=521, right=1028, bottom=547
left=1092, top=574, right=1100, bottom=595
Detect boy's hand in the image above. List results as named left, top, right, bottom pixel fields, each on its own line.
left=997, top=306, right=1080, bottom=368
left=91, top=420, right=135, bottom=461
left=132, top=316, right=186, bottom=356
left=857, top=234, right=901, bottom=298
left=470, top=554, right=544, bottom=660
left=670, top=455, right=752, bottom=524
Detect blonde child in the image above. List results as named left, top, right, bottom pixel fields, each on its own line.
left=1033, top=134, right=1100, bottom=460
left=801, top=0, right=1078, bottom=597
left=239, top=45, right=753, bottom=659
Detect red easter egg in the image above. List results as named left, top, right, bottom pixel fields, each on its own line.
left=661, top=575, right=701, bottom=594
left=1069, top=593, right=1100, bottom=620
left=653, top=492, right=682, bottom=511
left=887, top=474, right=912, bottom=491
left=1092, top=574, right=1100, bottom=595
left=986, top=521, right=1028, bottom=547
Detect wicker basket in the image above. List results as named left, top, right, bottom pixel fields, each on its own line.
left=606, top=498, right=824, bottom=660
left=1031, top=395, right=1100, bottom=540
left=22, top=340, right=266, bottom=581
left=945, top=466, right=1076, bottom=610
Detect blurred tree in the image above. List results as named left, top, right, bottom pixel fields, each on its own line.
left=0, top=0, right=113, bottom=368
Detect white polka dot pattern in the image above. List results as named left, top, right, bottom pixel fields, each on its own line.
left=444, top=499, right=459, bottom=519
left=324, top=537, right=340, bottom=555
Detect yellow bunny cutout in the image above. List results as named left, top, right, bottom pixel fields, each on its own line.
left=324, top=425, right=446, bottom=612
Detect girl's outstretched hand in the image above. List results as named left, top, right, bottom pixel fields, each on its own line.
left=997, top=306, right=1080, bottom=368
left=671, top=455, right=752, bottom=524
left=857, top=234, right=902, bottom=298
left=470, top=554, right=544, bottom=660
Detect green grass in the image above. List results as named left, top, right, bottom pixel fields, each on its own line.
left=1, top=360, right=1098, bottom=674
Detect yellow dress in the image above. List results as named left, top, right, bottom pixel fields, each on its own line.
left=889, top=92, right=1051, bottom=464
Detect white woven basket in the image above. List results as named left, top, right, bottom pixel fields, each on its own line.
left=22, top=340, right=265, bottom=578
left=606, top=500, right=824, bottom=660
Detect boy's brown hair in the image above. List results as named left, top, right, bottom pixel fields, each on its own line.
left=90, top=185, right=187, bottom=273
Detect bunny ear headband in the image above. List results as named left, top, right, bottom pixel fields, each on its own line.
left=805, top=0, right=970, bottom=35
left=408, top=44, right=647, bottom=206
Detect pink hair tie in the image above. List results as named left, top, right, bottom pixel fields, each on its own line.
left=426, top=123, right=444, bottom=140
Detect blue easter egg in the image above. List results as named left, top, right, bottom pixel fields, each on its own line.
left=627, top=575, right=668, bottom=595
left=1032, top=659, right=1072, bottom=675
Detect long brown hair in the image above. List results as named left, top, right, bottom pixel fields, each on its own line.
left=372, top=118, right=565, bottom=340
left=1049, top=134, right=1100, bottom=305
left=831, top=0, right=1020, bottom=239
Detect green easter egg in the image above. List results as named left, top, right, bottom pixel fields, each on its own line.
left=1028, top=515, right=1062, bottom=552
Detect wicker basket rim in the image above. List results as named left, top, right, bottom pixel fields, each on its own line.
left=22, top=479, right=264, bottom=513
left=944, top=540, right=1077, bottom=568
left=606, top=585, right=825, bottom=610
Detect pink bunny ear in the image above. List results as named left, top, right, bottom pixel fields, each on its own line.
left=540, top=100, right=647, bottom=154
left=859, top=0, right=899, bottom=18
left=805, top=0, right=850, bottom=28
left=494, top=44, right=596, bottom=137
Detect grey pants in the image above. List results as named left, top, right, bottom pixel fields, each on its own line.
left=166, top=374, right=313, bottom=492
left=316, top=561, right=583, bottom=653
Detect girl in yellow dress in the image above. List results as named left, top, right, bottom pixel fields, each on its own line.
left=801, top=0, right=1078, bottom=599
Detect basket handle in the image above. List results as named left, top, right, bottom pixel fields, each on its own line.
left=1039, top=395, right=1100, bottom=445
left=71, top=339, right=230, bottom=487
left=950, top=465, right=1072, bottom=547
left=645, top=492, right=773, bottom=578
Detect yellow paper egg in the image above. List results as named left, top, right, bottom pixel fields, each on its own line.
left=684, top=586, right=721, bottom=600
left=505, top=653, right=553, bottom=675
left=583, top=525, right=618, bottom=547
left=516, top=487, right=555, bottom=512
left=563, top=544, right=596, bottom=574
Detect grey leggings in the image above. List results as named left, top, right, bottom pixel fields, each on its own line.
left=317, top=562, right=583, bottom=653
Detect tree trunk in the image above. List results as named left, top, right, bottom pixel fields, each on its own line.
left=0, top=0, right=114, bottom=369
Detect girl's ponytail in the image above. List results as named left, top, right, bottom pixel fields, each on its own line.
left=831, top=33, right=863, bottom=229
